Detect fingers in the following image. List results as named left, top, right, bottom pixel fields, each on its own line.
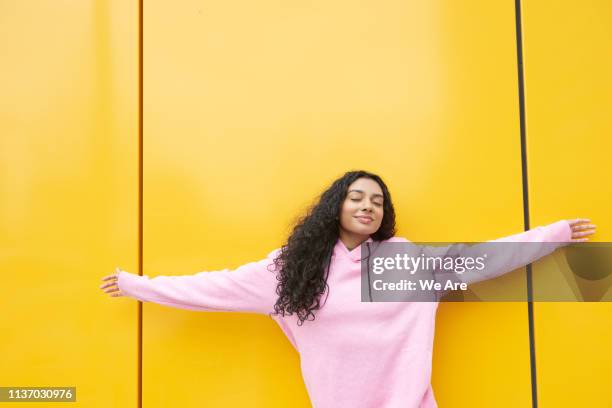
left=100, top=281, right=113, bottom=289
left=572, top=224, right=596, bottom=231
left=567, top=218, right=591, bottom=226
left=572, top=229, right=596, bottom=237
left=100, top=282, right=123, bottom=297
left=101, top=273, right=119, bottom=281
left=100, top=267, right=123, bottom=297
left=100, top=281, right=118, bottom=292
left=571, top=223, right=596, bottom=237
left=566, top=218, right=596, bottom=242
left=101, top=268, right=122, bottom=282
left=102, top=285, right=123, bottom=296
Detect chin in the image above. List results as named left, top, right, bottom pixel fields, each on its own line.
left=351, top=225, right=377, bottom=235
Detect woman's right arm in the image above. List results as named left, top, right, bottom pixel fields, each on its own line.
left=102, top=249, right=281, bottom=315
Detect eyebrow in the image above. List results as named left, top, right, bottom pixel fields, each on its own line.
left=347, top=189, right=384, bottom=199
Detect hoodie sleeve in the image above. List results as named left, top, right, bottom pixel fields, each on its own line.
left=421, top=219, right=573, bottom=286
left=116, top=249, right=281, bottom=315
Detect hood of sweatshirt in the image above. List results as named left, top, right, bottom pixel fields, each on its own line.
left=333, top=236, right=374, bottom=262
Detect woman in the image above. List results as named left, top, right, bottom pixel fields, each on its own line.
left=100, top=170, right=596, bottom=407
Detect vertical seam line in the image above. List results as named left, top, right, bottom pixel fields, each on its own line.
left=138, top=0, right=143, bottom=406
left=514, top=0, right=538, bottom=407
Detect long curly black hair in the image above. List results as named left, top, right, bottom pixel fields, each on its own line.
left=270, top=170, right=397, bottom=326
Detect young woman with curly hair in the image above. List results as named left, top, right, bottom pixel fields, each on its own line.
left=101, top=170, right=595, bottom=408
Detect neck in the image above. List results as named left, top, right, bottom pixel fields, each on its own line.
left=339, top=230, right=370, bottom=251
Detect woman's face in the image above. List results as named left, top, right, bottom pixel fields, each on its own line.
left=339, top=177, right=384, bottom=237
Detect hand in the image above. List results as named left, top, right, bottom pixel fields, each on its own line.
left=100, top=267, right=124, bottom=297
left=567, top=218, right=596, bottom=242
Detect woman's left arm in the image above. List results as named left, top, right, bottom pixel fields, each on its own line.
left=422, top=218, right=596, bottom=286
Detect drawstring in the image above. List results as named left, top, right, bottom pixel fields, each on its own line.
left=365, top=242, right=373, bottom=302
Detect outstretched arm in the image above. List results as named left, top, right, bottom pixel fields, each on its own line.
left=421, top=218, right=595, bottom=287
left=100, top=249, right=281, bottom=315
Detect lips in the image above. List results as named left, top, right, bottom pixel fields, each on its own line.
left=355, top=215, right=373, bottom=224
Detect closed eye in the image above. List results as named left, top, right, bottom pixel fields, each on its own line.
left=351, top=198, right=383, bottom=206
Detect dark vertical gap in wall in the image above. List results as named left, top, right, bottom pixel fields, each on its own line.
left=138, top=0, right=143, bottom=407
left=514, top=0, right=538, bottom=407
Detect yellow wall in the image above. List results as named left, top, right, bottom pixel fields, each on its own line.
left=0, top=1, right=139, bottom=407
left=144, top=1, right=532, bottom=406
left=522, top=0, right=612, bottom=406
left=1, top=0, right=609, bottom=407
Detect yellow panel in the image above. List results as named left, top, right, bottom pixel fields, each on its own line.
left=145, top=0, right=530, bottom=406
left=0, top=1, right=138, bottom=407
left=425, top=2, right=534, bottom=405
left=522, top=0, right=612, bottom=406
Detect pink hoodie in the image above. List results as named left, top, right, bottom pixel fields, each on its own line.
left=117, top=220, right=572, bottom=408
